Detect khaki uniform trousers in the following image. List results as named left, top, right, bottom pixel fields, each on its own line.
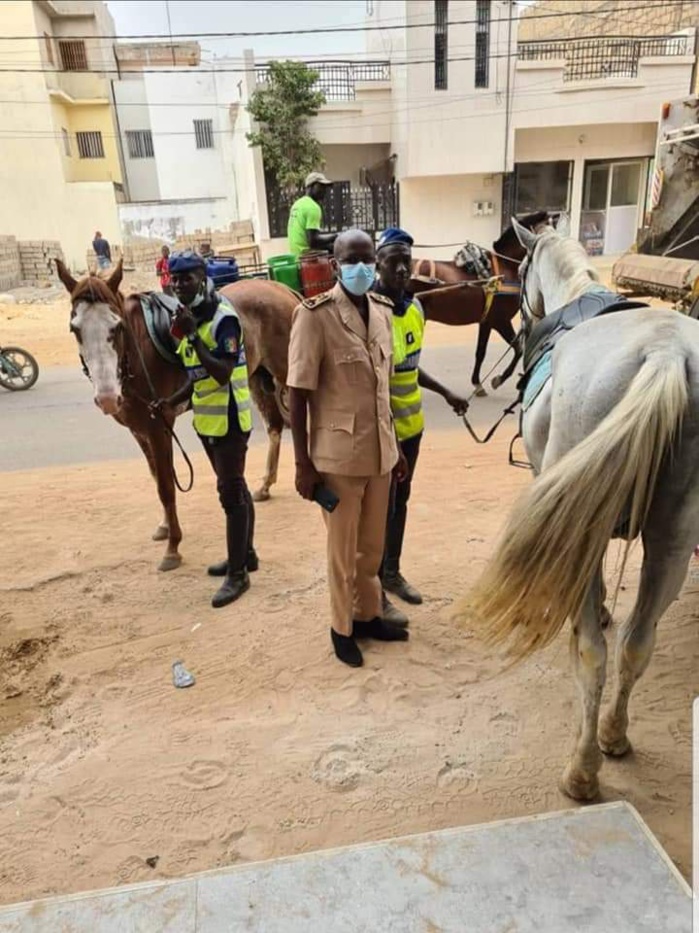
left=320, top=471, right=392, bottom=636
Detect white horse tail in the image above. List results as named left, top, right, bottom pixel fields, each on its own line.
left=458, top=348, right=689, bottom=660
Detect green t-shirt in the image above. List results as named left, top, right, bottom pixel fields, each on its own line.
left=288, top=195, right=323, bottom=256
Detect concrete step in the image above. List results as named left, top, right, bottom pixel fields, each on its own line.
left=0, top=802, right=690, bottom=932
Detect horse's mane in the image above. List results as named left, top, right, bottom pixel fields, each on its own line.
left=72, top=274, right=122, bottom=307
left=545, top=233, right=599, bottom=305
left=493, top=211, right=549, bottom=252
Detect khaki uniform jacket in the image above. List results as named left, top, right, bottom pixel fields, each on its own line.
left=287, top=283, right=399, bottom=476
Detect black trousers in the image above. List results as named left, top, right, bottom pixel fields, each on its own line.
left=381, top=431, right=422, bottom=577
left=200, top=428, right=255, bottom=561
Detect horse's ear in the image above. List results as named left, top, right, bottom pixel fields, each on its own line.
left=106, top=258, right=124, bottom=293
left=556, top=212, right=571, bottom=238
left=511, top=216, right=537, bottom=252
left=55, top=258, right=77, bottom=294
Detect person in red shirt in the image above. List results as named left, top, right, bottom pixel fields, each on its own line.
left=155, top=245, right=174, bottom=295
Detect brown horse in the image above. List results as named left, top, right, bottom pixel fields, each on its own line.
left=56, top=258, right=296, bottom=571
left=410, top=211, right=549, bottom=394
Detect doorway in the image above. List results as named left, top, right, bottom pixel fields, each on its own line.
left=579, top=159, right=648, bottom=256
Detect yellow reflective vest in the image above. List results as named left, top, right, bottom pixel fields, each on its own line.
left=176, top=298, right=252, bottom=437
left=390, top=296, right=425, bottom=442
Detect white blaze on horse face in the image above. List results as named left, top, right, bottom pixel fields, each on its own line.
left=72, top=300, right=123, bottom=415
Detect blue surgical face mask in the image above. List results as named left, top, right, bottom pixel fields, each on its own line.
left=340, top=261, right=376, bottom=297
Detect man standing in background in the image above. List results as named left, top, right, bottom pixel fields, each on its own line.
left=288, top=172, right=338, bottom=257
left=92, top=231, right=111, bottom=271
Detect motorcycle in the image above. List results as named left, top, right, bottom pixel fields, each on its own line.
left=0, top=345, right=39, bottom=391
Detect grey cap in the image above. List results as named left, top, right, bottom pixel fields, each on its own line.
left=305, top=171, right=332, bottom=187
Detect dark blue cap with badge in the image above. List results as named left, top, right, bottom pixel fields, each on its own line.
left=377, top=227, right=414, bottom=252
left=168, top=249, right=207, bottom=273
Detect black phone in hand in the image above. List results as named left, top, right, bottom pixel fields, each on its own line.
left=313, top=484, right=340, bottom=513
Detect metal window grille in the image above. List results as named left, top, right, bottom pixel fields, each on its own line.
left=61, top=128, right=71, bottom=157
left=58, top=39, right=88, bottom=71
left=126, top=129, right=154, bottom=159
left=194, top=119, right=214, bottom=149
left=254, top=61, right=390, bottom=102
left=44, top=33, right=54, bottom=66
left=76, top=131, right=104, bottom=159
left=475, top=0, right=491, bottom=89
left=435, top=0, right=448, bottom=90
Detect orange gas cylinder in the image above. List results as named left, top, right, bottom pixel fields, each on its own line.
left=299, top=251, right=334, bottom=298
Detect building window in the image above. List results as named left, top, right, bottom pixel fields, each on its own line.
left=76, top=131, right=105, bottom=159
left=62, top=128, right=71, bottom=157
left=514, top=161, right=572, bottom=214
left=44, top=33, right=54, bottom=66
left=58, top=39, right=88, bottom=71
left=126, top=129, right=155, bottom=159
left=194, top=119, right=214, bottom=149
left=475, top=0, right=491, bottom=89
left=434, top=0, right=448, bottom=90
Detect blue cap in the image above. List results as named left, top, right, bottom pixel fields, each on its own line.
left=377, top=227, right=414, bottom=252
left=168, top=249, right=207, bottom=273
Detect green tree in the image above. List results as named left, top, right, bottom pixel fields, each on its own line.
left=246, top=61, right=326, bottom=188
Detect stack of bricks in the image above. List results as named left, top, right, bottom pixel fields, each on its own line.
left=18, top=240, right=64, bottom=286
left=0, top=236, right=21, bottom=292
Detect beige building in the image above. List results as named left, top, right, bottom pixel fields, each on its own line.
left=0, top=0, right=122, bottom=269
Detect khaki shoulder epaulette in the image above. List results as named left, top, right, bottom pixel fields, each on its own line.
left=370, top=291, right=394, bottom=307
left=302, top=291, right=333, bottom=310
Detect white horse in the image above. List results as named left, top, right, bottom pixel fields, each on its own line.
left=457, top=215, right=699, bottom=801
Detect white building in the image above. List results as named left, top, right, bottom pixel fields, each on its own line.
left=109, top=2, right=696, bottom=261
left=112, top=43, right=250, bottom=242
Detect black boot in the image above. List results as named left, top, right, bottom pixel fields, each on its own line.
left=211, top=507, right=250, bottom=609
left=381, top=568, right=423, bottom=605
left=212, top=569, right=250, bottom=608
left=353, top=617, right=409, bottom=641
left=207, top=549, right=258, bottom=577
left=331, top=629, right=363, bottom=667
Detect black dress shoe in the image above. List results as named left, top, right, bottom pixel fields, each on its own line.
left=353, top=617, right=409, bottom=642
left=211, top=570, right=250, bottom=609
left=382, top=572, right=423, bottom=605
left=208, top=549, right=259, bottom=577
left=331, top=630, right=363, bottom=667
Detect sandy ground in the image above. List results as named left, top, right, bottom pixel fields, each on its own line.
left=0, top=430, right=695, bottom=905
left=0, top=263, right=694, bottom=905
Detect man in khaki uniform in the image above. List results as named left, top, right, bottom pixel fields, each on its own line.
left=288, top=229, right=409, bottom=667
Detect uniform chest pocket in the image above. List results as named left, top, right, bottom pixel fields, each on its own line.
left=333, top=347, right=366, bottom=385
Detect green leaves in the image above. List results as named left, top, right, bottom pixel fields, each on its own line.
left=246, top=61, right=326, bottom=188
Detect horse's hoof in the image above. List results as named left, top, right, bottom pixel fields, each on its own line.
left=253, top=489, right=271, bottom=503
left=158, top=554, right=182, bottom=572
left=560, top=767, right=600, bottom=802
left=152, top=524, right=169, bottom=542
left=474, top=385, right=487, bottom=398
left=491, top=376, right=502, bottom=390
left=598, top=721, right=631, bottom=757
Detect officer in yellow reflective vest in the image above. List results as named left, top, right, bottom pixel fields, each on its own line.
left=152, top=250, right=257, bottom=608
left=374, top=228, right=469, bottom=624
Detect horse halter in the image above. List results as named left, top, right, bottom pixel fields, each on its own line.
left=69, top=282, right=128, bottom=386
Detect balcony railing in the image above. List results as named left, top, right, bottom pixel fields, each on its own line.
left=255, top=61, right=390, bottom=102
left=517, top=33, right=694, bottom=82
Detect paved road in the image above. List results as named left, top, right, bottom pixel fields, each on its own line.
left=0, top=341, right=519, bottom=472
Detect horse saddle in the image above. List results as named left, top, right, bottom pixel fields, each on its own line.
left=140, top=292, right=181, bottom=365
left=523, top=288, right=648, bottom=378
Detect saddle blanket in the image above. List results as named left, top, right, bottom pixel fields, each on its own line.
left=522, top=350, right=552, bottom=411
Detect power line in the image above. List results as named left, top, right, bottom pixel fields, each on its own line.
left=0, top=0, right=690, bottom=41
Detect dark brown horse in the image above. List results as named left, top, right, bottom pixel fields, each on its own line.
left=56, top=259, right=296, bottom=570
left=410, top=211, right=549, bottom=394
